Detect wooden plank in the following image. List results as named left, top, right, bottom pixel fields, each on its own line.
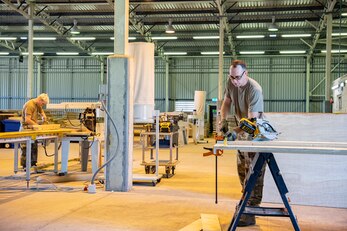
left=214, top=140, right=347, bottom=155
left=200, top=214, right=221, bottom=231
left=178, top=219, right=202, bottom=231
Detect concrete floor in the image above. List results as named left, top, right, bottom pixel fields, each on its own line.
left=0, top=138, right=346, bottom=231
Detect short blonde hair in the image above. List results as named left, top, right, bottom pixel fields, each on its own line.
left=38, top=93, right=49, bottom=104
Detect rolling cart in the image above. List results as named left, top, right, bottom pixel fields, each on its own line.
left=140, top=130, right=179, bottom=178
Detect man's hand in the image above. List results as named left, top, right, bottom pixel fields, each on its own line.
left=225, top=130, right=237, bottom=141
left=220, top=119, right=229, bottom=134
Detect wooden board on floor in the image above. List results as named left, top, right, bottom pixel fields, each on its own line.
left=178, top=219, right=201, bottom=231
left=200, top=213, right=221, bottom=231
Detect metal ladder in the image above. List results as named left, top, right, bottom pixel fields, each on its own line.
left=228, top=152, right=301, bottom=231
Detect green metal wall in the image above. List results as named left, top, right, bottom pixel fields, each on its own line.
left=0, top=56, right=346, bottom=113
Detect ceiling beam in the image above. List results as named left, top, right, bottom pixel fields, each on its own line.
left=0, top=39, right=27, bottom=52
left=1, top=0, right=104, bottom=62
left=307, top=0, right=337, bottom=59
left=106, top=0, right=168, bottom=61
left=215, top=0, right=236, bottom=57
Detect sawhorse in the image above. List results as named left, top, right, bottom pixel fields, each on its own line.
left=228, top=152, right=300, bottom=231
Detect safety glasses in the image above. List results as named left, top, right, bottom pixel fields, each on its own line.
left=228, top=70, right=245, bottom=80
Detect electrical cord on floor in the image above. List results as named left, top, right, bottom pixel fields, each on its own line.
left=88, top=96, right=119, bottom=193
left=42, top=140, right=62, bottom=157
left=35, top=177, right=83, bottom=192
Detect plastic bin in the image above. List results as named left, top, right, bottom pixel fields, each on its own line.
left=2, top=119, right=21, bottom=148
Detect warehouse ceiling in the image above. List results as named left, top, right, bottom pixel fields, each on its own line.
left=0, top=0, right=346, bottom=58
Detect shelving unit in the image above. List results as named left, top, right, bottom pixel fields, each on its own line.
left=140, top=131, right=179, bottom=178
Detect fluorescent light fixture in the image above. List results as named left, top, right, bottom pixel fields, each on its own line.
left=342, top=12, right=347, bottom=16
left=201, top=51, right=225, bottom=55
left=332, top=33, right=347, bottom=36
left=269, top=34, right=277, bottom=38
left=70, top=37, right=96, bottom=41
left=152, top=37, right=178, bottom=40
left=165, top=19, right=175, bottom=34
left=20, top=37, right=56, bottom=40
left=91, top=52, right=113, bottom=55
left=332, top=85, right=339, bottom=90
left=0, top=37, right=17, bottom=40
left=280, top=50, right=306, bottom=54
left=281, top=34, right=311, bottom=38
left=21, top=52, right=44, bottom=55
left=56, top=52, right=79, bottom=55
left=0, top=52, right=9, bottom=55
left=193, top=36, right=220, bottom=39
left=268, top=16, right=278, bottom=32
left=71, top=19, right=80, bottom=35
left=110, top=37, right=136, bottom=40
left=236, top=35, right=265, bottom=39
left=163, top=52, right=187, bottom=55
left=239, top=51, right=265, bottom=54
left=321, top=50, right=347, bottom=53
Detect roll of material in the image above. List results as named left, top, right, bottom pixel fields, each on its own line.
left=129, top=42, right=155, bottom=122
left=194, top=90, right=206, bottom=117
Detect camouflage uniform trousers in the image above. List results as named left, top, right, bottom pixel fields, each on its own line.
left=20, top=141, right=38, bottom=168
left=237, top=151, right=266, bottom=206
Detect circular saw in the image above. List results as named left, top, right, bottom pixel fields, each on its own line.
left=239, top=117, right=278, bottom=141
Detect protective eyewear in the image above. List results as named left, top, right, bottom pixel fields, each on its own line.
left=228, top=70, right=245, bottom=80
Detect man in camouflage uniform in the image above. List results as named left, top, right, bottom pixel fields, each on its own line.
left=220, top=60, right=265, bottom=227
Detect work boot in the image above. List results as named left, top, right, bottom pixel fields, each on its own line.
left=237, top=214, right=256, bottom=227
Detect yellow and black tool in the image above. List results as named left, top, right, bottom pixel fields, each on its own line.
left=159, top=121, right=171, bottom=132
left=239, top=118, right=260, bottom=137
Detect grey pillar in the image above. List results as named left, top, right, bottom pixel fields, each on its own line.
left=105, top=0, right=132, bottom=191
left=106, top=57, right=132, bottom=191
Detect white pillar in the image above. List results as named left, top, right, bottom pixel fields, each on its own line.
left=165, top=60, right=169, bottom=112
left=27, top=2, right=34, bottom=99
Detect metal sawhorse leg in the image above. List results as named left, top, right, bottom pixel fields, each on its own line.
left=228, top=152, right=300, bottom=231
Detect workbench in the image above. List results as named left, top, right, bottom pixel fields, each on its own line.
left=0, top=129, right=72, bottom=185
left=213, top=140, right=347, bottom=230
left=60, top=132, right=100, bottom=175
left=213, top=141, right=347, bottom=231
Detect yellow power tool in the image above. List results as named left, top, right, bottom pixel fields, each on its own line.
left=239, top=117, right=278, bottom=140
left=239, top=118, right=259, bottom=137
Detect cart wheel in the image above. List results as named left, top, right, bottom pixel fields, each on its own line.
left=150, top=166, right=156, bottom=174
left=157, top=178, right=161, bottom=183
left=145, top=166, right=150, bottom=174
left=165, top=166, right=170, bottom=177
left=152, top=181, right=156, bottom=186
left=171, top=166, right=175, bottom=175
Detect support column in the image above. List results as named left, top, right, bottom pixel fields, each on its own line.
left=305, top=57, right=311, bottom=112
left=105, top=0, right=132, bottom=191
left=36, top=57, right=41, bottom=96
left=324, top=13, right=332, bottom=112
left=27, top=1, right=34, bottom=100
left=217, top=0, right=225, bottom=131
left=165, top=60, right=169, bottom=112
